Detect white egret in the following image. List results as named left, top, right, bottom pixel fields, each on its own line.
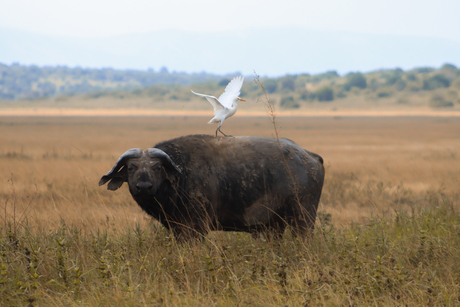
left=192, top=76, right=246, bottom=137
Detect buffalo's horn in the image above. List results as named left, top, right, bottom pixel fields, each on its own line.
left=146, top=148, right=182, bottom=174
left=99, top=148, right=143, bottom=186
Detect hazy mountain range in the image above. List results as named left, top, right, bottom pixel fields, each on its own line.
left=1, top=27, right=459, bottom=76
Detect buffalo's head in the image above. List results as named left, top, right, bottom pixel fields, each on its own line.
left=99, top=148, right=182, bottom=196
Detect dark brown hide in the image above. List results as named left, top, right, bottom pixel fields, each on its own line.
left=99, top=135, right=324, bottom=239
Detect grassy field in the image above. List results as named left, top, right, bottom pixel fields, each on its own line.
left=1, top=115, right=460, bottom=306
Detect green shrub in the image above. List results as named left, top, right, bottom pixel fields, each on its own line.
left=441, top=63, right=457, bottom=71
left=263, top=79, right=278, bottom=93
left=377, top=91, right=390, bottom=98
left=308, top=92, right=317, bottom=100
left=385, top=75, right=400, bottom=86
left=406, top=73, right=417, bottom=81
left=415, top=67, right=435, bottom=74
left=299, top=90, right=309, bottom=100
left=316, top=86, right=334, bottom=102
left=429, top=95, right=453, bottom=108
left=281, top=76, right=296, bottom=91
left=423, top=74, right=451, bottom=90
left=298, top=90, right=319, bottom=101
left=311, top=70, right=339, bottom=82
left=393, top=67, right=404, bottom=74
left=344, top=72, right=367, bottom=91
left=280, top=96, right=300, bottom=108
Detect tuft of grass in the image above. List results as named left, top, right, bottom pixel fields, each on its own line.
left=0, top=191, right=459, bottom=306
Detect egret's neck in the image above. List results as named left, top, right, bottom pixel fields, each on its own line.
left=228, top=102, right=238, bottom=117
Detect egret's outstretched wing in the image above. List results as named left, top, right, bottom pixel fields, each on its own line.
left=191, top=90, right=224, bottom=113
left=218, top=76, right=244, bottom=109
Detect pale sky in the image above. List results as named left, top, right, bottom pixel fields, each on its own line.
left=1, top=0, right=459, bottom=75
left=1, top=0, right=459, bottom=41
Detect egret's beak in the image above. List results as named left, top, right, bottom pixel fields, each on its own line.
left=237, top=97, right=246, bottom=102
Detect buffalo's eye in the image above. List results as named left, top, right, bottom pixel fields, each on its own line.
left=127, top=165, right=138, bottom=172
left=152, top=165, right=162, bottom=171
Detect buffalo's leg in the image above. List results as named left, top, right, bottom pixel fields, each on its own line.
left=251, top=218, right=286, bottom=241
left=170, top=222, right=208, bottom=242
left=285, top=199, right=317, bottom=239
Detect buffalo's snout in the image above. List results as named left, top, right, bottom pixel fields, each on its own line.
left=136, top=181, right=153, bottom=193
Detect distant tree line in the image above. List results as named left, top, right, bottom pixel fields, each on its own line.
left=0, top=62, right=459, bottom=105
left=0, top=63, right=222, bottom=100
left=262, top=64, right=459, bottom=108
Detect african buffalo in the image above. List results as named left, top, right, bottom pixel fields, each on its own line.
left=99, top=135, right=325, bottom=239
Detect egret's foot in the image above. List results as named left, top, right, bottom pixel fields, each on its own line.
left=215, top=127, right=232, bottom=137
left=219, top=130, right=233, bottom=137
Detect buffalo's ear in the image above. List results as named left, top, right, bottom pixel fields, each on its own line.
left=99, top=148, right=142, bottom=191
left=99, top=167, right=128, bottom=191
left=99, top=175, right=114, bottom=186
left=108, top=178, right=124, bottom=190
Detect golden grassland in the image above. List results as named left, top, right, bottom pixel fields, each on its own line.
left=1, top=115, right=458, bottom=227
left=1, top=115, right=460, bottom=306
left=1, top=106, right=460, bottom=117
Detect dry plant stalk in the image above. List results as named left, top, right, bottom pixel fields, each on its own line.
left=2, top=175, right=36, bottom=240
left=254, top=72, right=279, bottom=140
left=254, top=72, right=310, bottom=231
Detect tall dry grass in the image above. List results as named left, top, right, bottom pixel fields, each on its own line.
left=1, top=115, right=459, bottom=305
left=3, top=115, right=459, bottom=227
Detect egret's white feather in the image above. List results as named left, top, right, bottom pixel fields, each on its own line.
left=191, top=90, right=224, bottom=114
left=218, top=76, right=244, bottom=109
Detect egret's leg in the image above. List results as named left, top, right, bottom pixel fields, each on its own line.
left=218, top=127, right=232, bottom=137
left=215, top=121, right=222, bottom=137
left=216, top=121, right=232, bottom=137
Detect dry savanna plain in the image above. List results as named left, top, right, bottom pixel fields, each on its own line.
left=1, top=113, right=460, bottom=306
